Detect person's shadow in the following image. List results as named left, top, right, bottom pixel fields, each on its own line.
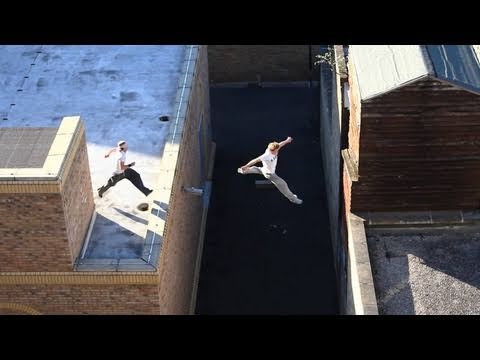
left=151, top=200, right=168, bottom=220
left=113, top=207, right=148, bottom=225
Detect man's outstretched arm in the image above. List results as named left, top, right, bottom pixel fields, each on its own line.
left=278, top=136, right=293, bottom=149
left=241, top=156, right=262, bottom=171
left=104, top=147, right=117, bottom=158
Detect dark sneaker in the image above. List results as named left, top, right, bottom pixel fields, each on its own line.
left=97, top=187, right=105, bottom=198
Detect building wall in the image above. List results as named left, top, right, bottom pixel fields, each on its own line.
left=0, top=284, right=159, bottom=314
left=208, top=45, right=320, bottom=83
left=319, top=47, right=346, bottom=310
left=0, top=192, right=72, bottom=272
left=352, top=77, right=480, bottom=211
left=0, top=48, right=211, bottom=315
left=347, top=59, right=361, bottom=165
left=343, top=165, right=355, bottom=313
left=343, top=115, right=378, bottom=315
left=0, top=119, right=93, bottom=273
left=62, top=130, right=95, bottom=264
left=319, top=45, right=378, bottom=315
left=158, top=45, right=212, bottom=314
left=343, top=165, right=352, bottom=216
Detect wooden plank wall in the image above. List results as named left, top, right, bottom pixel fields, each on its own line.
left=351, top=77, right=480, bottom=211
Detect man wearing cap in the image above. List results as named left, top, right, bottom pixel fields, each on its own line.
left=97, top=140, right=153, bottom=198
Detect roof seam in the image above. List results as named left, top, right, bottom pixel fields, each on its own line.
left=422, top=45, right=436, bottom=78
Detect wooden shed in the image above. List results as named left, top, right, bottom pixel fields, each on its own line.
left=343, top=45, right=480, bottom=212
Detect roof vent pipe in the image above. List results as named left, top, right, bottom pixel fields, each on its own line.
left=183, top=186, right=204, bottom=196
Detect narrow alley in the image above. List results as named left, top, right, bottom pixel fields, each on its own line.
left=196, top=86, right=339, bottom=314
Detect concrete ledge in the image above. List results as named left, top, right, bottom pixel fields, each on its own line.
left=347, top=213, right=379, bottom=315
left=356, top=210, right=480, bottom=227
left=341, top=149, right=358, bottom=181
left=210, top=81, right=320, bottom=88
left=75, top=258, right=157, bottom=272
left=0, top=272, right=159, bottom=284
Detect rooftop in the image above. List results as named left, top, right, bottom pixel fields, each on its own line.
left=349, top=45, right=480, bottom=100
left=0, top=45, right=186, bottom=270
left=367, top=225, right=480, bottom=314
left=0, top=127, right=56, bottom=168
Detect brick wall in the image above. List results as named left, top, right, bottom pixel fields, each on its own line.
left=62, top=132, right=95, bottom=263
left=0, top=193, right=72, bottom=272
left=208, top=45, right=320, bottom=83
left=0, top=119, right=93, bottom=272
left=347, top=59, right=361, bottom=164
left=0, top=284, right=159, bottom=314
left=352, top=78, right=480, bottom=211
left=343, top=166, right=352, bottom=217
left=158, top=45, right=212, bottom=314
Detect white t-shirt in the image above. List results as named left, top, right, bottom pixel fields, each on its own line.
left=259, top=149, right=278, bottom=174
left=114, top=151, right=127, bottom=175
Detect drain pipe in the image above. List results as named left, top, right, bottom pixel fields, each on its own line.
left=189, top=141, right=216, bottom=314
left=189, top=180, right=212, bottom=314
left=183, top=186, right=204, bottom=196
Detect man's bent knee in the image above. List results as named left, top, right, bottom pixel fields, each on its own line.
left=108, top=173, right=124, bottom=186
left=124, top=168, right=140, bottom=180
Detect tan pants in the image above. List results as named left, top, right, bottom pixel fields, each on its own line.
left=241, top=166, right=298, bottom=202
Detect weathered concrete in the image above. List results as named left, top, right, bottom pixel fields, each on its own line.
left=357, top=210, right=480, bottom=227
left=346, top=214, right=378, bottom=315
left=0, top=45, right=185, bottom=260
left=367, top=225, right=480, bottom=315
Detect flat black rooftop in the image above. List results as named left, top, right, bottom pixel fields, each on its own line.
left=0, top=128, right=57, bottom=168
left=195, top=87, right=338, bottom=314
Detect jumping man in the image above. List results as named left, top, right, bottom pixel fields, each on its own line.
left=238, top=136, right=303, bottom=204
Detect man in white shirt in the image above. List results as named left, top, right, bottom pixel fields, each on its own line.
left=238, top=136, right=303, bottom=204
left=97, top=140, right=153, bottom=198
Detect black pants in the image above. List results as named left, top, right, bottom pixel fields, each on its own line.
left=99, top=168, right=151, bottom=196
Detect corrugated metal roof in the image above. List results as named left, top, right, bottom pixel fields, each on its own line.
left=426, top=45, right=480, bottom=94
left=350, top=45, right=431, bottom=100
left=350, top=45, right=480, bottom=101
left=474, top=45, right=480, bottom=60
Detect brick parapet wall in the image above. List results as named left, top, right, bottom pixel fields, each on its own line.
left=208, top=45, right=320, bottom=83
left=157, top=45, right=211, bottom=314
left=61, top=131, right=94, bottom=263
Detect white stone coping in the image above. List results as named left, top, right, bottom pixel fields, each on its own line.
left=144, top=45, right=198, bottom=244
left=348, top=212, right=379, bottom=315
